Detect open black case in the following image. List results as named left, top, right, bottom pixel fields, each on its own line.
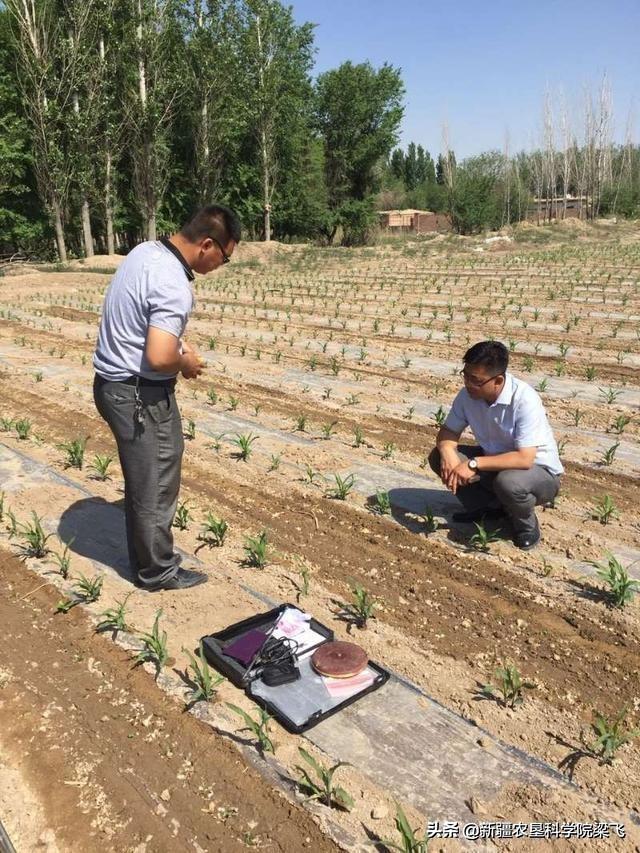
left=201, top=603, right=389, bottom=734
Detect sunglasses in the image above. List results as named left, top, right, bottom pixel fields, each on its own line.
left=459, top=369, right=504, bottom=388
left=208, top=235, right=231, bottom=264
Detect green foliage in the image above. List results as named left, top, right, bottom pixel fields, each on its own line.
left=134, top=610, right=169, bottom=678
left=385, top=803, right=429, bottom=852
left=172, top=500, right=191, bottom=530
left=588, top=553, right=639, bottom=608
left=198, top=511, right=228, bottom=548
left=315, top=61, right=404, bottom=245
left=373, top=489, right=391, bottom=515
left=14, top=418, right=31, bottom=440
left=469, top=521, right=501, bottom=552
left=342, top=582, right=377, bottom=628
left=56, top=573, right=103, bottom=613
left=183, top=641, right=224, bottom=704
left=227, top=703, right=275, bottom=755
left=590, top=495, right=619, bottom=525
left=97, top=593, right=133, bottom=635
left=90, top=453, right=113, bottom=481
left=589, top=708, right=640, bottom=764
left=58, top=436, right=89, bottom=469
left=232, top=432, right=258, bottom=461
left=17, top=511, right=53, bottom=558
left=327, top=472, right=356, bottom=500
left=295, top=747, right=353, bottom=810
left=51, top=537, right=74, bottom=579
left=481, top=662, right=535, bottom=709
left=243, top=530, right=270, bottom=568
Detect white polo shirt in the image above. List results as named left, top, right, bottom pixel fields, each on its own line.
left=93, top=240, right=194, bottom=381
left=443, top=372, right=564, bottom=475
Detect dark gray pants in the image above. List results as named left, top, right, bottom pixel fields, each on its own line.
left=93, top=374, right=184, bottom=587
left=428, top=445, right=561, bottom=536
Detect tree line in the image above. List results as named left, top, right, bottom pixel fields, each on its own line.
left=1, top=3, right=638, bottom=260
left=0, top=0, right=404, bottom=258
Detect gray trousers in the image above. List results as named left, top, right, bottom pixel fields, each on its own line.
left=428, top=445, right=561, bottom=535
left=93, top=374, right=184, bottom=587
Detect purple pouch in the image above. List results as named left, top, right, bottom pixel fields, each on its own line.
left=223, top=629, right=267, bottom=666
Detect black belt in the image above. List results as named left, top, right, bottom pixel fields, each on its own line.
left=95, top=373, right=176, bottom=389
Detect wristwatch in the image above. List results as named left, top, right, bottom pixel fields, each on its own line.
left=467, top=458, right=478, bottom=470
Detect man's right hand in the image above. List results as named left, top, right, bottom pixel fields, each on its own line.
left=180, top=350, right=204, bottom=379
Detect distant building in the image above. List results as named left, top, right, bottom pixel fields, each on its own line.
left=378, top=209, right=451, bottom=234
left=527, top=196, right=587, bottom=221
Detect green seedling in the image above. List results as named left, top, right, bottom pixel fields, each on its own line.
left=572, top=408, right=584, bottom=427
left=207, top=336, right=217, bottom=350
left=535, top=378, right=548, bottom=393
left=401, top=355, right=412, bottom=368
left=541, top=558, right=555, bottom=577
left=172, top=500, right=191, bottom=530
left=184, top=419, right=196, bottom=440
left=34, top=370, right=43, bottom=382
left=208, top=432, right=226, bottom=452
left=294, top=414, right=308, bottom=432
left=227, top=704, right=275, bottom=755
left=342, top=582, right=377, bottom=628
left=295, top=560, right=311, bottom=600
left=433, top=405, right=447, bottom=427
left=96, top=592, right=133, bottom=635
left=232, top=432, right=258, bottom=461
left=197, top=511, right=228, bottom=547
left=228, top=396, right=239, bottom=411
left=295, top=747, right=353, bottom=811
left=353, top=426, right=365, bottom=447
left=590, top=495, right=619, bottom=525
left=374, top=490, right=391, bottom=515
left=206, top=387, right=218, bottom=405
left=384, top=803, right=429, bottom=852
left=183, top=641, right=224, bottom=704
left=243, top=530, right=270, bottom=568
left=599, top=386, right=621, bottom=405
left=327, top=473, right=356, bottom=500
left=423, top=505, right=437, bottom=533
left=17, top=512, right=54, bottom=558
left=51, top=537, right=75, bottom=579
left=481, top=662, right=534, bottom=709
left=585, top=365, right=597, bottom=381
left=134, top=609, right=169, bottom=678
left=320, top=421, right=338, bottom=439
left=58, top=436, right=89, bottom=469
left=346, top=393, right=360, bottom=406
left=90, top=453, right=113, bottom=481
left=304, top=464, right=322, bottom=485
left=609, top=415, right=631, bottom=435
left=469, top=521, right=501, bottom=552
left=600, top=442, right=620, bottom=466
left=382, top=442, right=396, bottom=460
left=5, top=508, right=18, bottom=538
left=268, top=453, right=282, bottom=472
left=15, top=418, right=31, bottom=440
left=588, top=553, right=639, bottom=608
left=589, top=708, right=640, bottom=764
left=56, top=573, right=104, bottom=613
left=0, top=416, right=14, bottom=431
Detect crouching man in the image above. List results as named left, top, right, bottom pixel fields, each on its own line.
left=428, top=341, right=563, bottom=550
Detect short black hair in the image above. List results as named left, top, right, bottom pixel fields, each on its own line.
left=180, top=204, right=242, bottom=245
left=463, top=340, right=509, bottom=374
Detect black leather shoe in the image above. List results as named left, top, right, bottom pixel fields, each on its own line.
left=452, top=507, right=505, bottom=523
left=140, top=568, right=208, bottom=591
left=514, top=523, right=541, bottom=550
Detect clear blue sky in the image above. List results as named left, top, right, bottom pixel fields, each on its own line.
left=291, top=0, right=639, bottom=159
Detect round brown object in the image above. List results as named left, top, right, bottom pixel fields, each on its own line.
left=311, top=641, right=368, bottom=679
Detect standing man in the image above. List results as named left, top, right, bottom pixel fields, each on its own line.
left=428, top=341, right=563, bottom=550
left=93, top=204, right=241, bottom=590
